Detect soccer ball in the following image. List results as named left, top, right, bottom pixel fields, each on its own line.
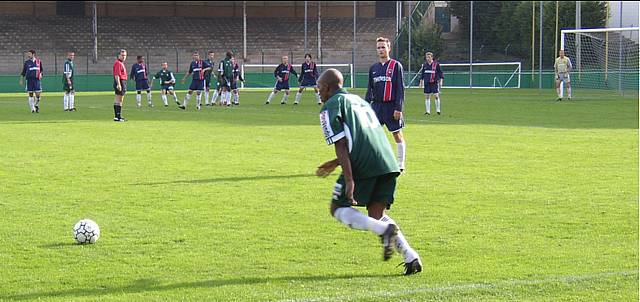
left=73, top=219, right=100, bottom=244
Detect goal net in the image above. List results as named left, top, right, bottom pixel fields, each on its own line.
left=408, top=62, right=521, bottom=89
left=241, top=64, right=354, bottom=89
left=562, top=27, right=639, bottom=98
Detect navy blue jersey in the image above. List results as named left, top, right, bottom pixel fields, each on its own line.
left=130, top=63, right=149, bottom=82
left=21, top=58, right=43, bottom=80
left=232, top=63, right=243, bottom=82
left=274, top=64, right=298, bottom=82
left=189, top=60, right=212, bottom=80
left=299, top=62, right=318, bottom=83
left=204, top=59, right=215, bottom=80
left=365, top=59, right=404, bottom=112
left=421, top=61, right=443, bottom=84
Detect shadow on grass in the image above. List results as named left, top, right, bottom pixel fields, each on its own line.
left=132, top=173, right=315, bottom=186
left=3, top=273, right=399, bottom=301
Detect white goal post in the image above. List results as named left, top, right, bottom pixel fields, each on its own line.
left=407, top=62, right=522, bottom=89
left=561, top=27, right=639, bottom=97
left=241, top=64, right=354, bottom=89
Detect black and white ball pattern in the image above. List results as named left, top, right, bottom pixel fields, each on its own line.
left=73, top=219, right=100, bottom=244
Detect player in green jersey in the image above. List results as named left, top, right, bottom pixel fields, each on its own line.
left=63, top=51, right=76, bottom=111
left=151, top=62, right=179, bottom=107
left=315, top=68, right=422, bottom=275
left=218, top=51, right=234, bottom=106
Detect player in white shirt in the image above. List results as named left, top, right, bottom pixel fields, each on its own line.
left=554, top=50, right=572, bottom=101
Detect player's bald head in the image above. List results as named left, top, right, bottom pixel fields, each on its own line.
left=318, top=68, right=343, bottom=90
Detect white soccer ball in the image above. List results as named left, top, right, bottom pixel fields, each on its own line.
left=73, top=219, right=100, bottom=244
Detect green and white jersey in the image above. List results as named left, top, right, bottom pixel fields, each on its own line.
left=319, top=88, right=399, bottom=179
left=554, top=57, right=572, bottom=74
left=63, top=59, right=74, bottom=81
left=153, top=69, right=176, bottom=84
left=219, top=58, right=233, bottom=80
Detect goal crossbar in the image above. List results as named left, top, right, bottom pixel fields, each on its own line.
left=408, top=62, right=522, bottom=89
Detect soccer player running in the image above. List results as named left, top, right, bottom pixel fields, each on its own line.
left=130, top=55, right=153, bottom=108
left=19, top=49, right=43, bottom=113
left=180, top=52, right=212, bottom=110
left=316, top=68, right=422, bottom=275
left=63, top=51, right=76, bottom=112
left=112, top=49, right=128, bottom=122
left=231, top=56, right=244, bottom=106
left=204, top=51, right=216, bottom=106
left=265, top=55, right=298, bottom=105
left=217, top=51, right=234, bottom=107
left=366, top=37, right=407, bottom=172
left=295, top=53, right=321, bottom=105
left=151, top=62, right=179, bottom=107
left=419, top=52, right=444, bottom=115
left=554, top=49, right=572, bottom=101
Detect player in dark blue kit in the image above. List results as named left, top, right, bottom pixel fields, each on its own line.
left=294, top=53, right=321, bottom=105
left=19, top=50, right=44, bottom=113
left=265, top=55, right=298, bottom=105
left=419, top=52, right=444, bottom=115
left=180, top=52, right=212, bottom=110
left=130, top=56, right=153, bottom=108
left=231, top=57, right=244, bottom=106
left=365, top=37, right=407, bottom=172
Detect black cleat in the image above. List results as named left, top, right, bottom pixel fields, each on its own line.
left=436, top=111, right=440, bottom=115
left=265, top=101, right=270, bottom=105
left=179, top=105, right=186, bottom=110
left=401, top=258, right=423, bottom=275
left=280, top=102, right=286, bottom=105
left=64, top=109, right=69, bottom=112
left=35, top=106, right=39, bottom=113
left=424, top=112, right=430, bottom=115
left=556, top=97, right=562, bottom=102
left=380, top=224, right=398, bottom=261
left=70, top=108, right=77, bottom=112
left=234, top=102, right=239, bottom=106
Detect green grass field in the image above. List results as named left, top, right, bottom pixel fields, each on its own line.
left=0, top=88, right=637, bottom=301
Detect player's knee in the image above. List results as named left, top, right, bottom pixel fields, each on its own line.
left=329, top=204, right=341, bottom=217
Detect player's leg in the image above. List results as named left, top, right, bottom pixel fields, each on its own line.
left=27, top=90, right=35, bottom=113
left=169, top=89, right=179, bottom=105
left=211, top=87, right=220, bottom=105
left=266, top=87, right=278, bottom=104
left=435, top=92, right=441, bottom=115
left=34, top=90, right=42, bottom=113
left=314, top=87, right=321, bottom=105
left=566, top=77, right=572, bottom=100
left=295, top=87, right=304, bottom=105
left=226, top=87, right=233, bottom=106
left=181, top=90, right=193, bottom=109
left=204, top=81, right=210, bottom=106
left=69, top=91, right=76, bottom=111
left=555, top=78, right=562, bottom=100
left=113, top=79, right=126, bottom=121
left=424, top=93, right=431, bottom=115
left=196, top=90, right=202, bottom=110
left=280, top=89, right=289, bottom=105
left=161, top=89, right=169, bottom=106
left=136, top=91, right=142, bottom=108
left=392, top=130, right=406, bottom=172
left=146, top=89, right=153, bottom=107
left=233, top=89, right=239, bottom=105
left=63, top=92, right=69, bottom=111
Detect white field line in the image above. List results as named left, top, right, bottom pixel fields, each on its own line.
left=275, top=270, right=638, bottom=302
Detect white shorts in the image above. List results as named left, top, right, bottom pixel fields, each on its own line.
left=557, top=73, right=570, bottom=83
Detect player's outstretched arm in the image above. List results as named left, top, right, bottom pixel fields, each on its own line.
left=316, top=159, right=339, bottom=177
left=334, top=138, right=357, bottom=205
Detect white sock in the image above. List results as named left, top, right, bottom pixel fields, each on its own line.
left=316, top=93, right=321, bottom=104
left=28, top=97, right=34, bottom=110
left=146, top=92, right=152, bottom=104
left=435, top=98, right=441, bottom=113
left=295, top=92, right=302, bottom=104
left=183, top=93, right=191, bottom=107
left=234, top=93, right=239, bottom=104
left=425, top=96, right=431, bottom=113
left=196, top=94, right=202, bottom=107
left=172, top=93, right=179, bottom=103
left=568, top=87, right=572, bottom=98
left=225, top=92, right=231, bottom=105
left=381, top=215, right=419, bottom=262
left=35, top=97, right=40, bottom=106
left=136, top=94, right=142, bottom=107
left=281, top=94, right=289, bottom=103
left=63, top=94, right=69, bottom=110
left=69, top=94, right=75, bottom=109
left=397, top=142, right=406, bottom=170
left=333, top=207, right=389, bottom=235
left=161, top=94, right=168, bottom=106
left=211, top=91, right=219, bottom=104
left=266, top=92, right=275, bottom=103
left=204, top=91, right=210, bottom=105
left=556, top=88, right=561, bottom=98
